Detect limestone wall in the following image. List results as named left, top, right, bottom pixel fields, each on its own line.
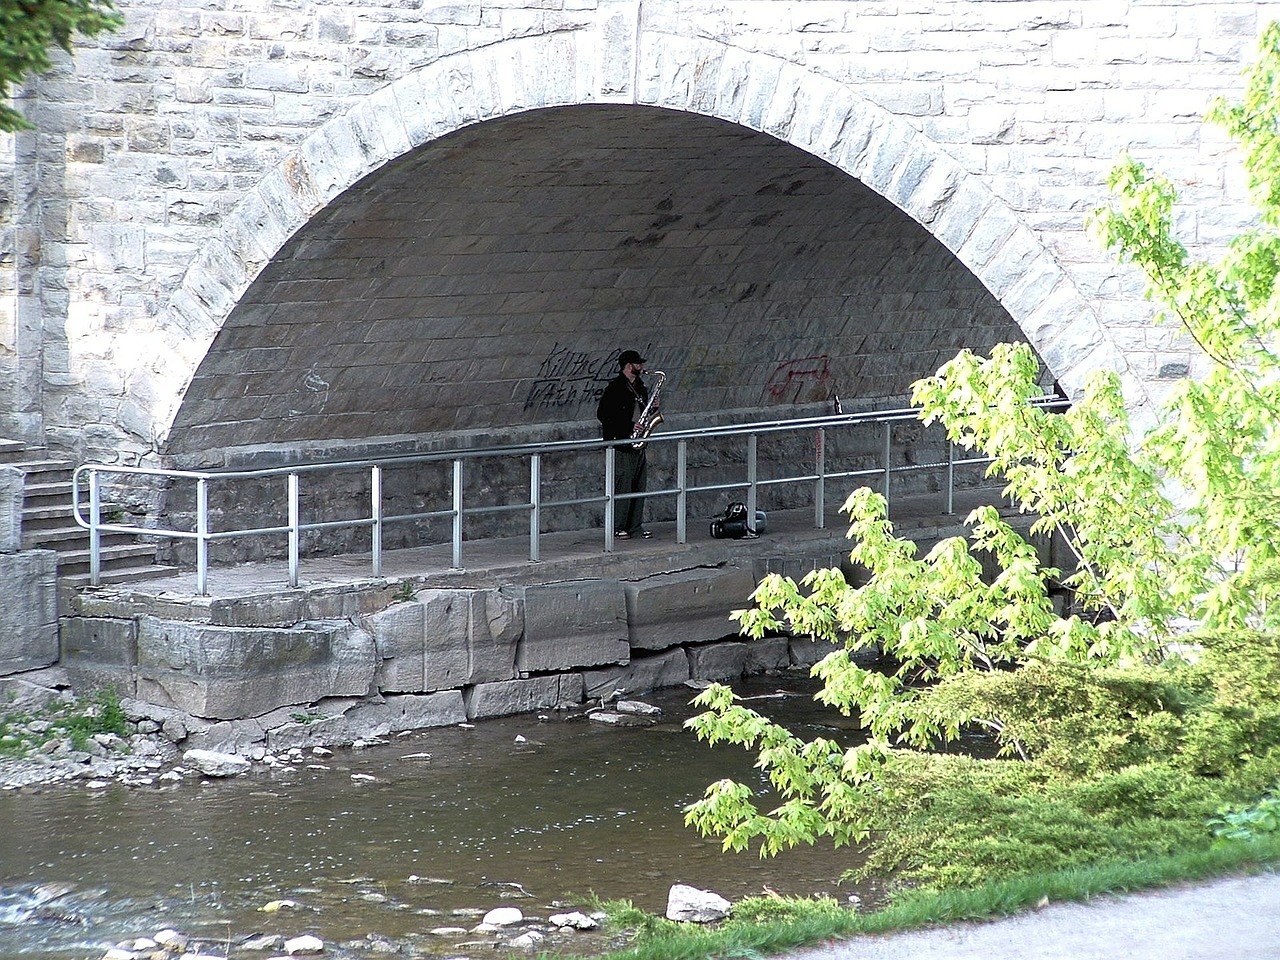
left=60, top=562, right=837, bottom=742
left=2, top=1, right=1266, bottom=467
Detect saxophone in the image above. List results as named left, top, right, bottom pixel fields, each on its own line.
left=630, top=371, right=666, bottom=449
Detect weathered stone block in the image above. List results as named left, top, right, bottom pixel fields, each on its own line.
left=0, top=466, right=22, bottom=553
left=184, top=718, right=268, bottom=755
left=581, top=648, right=690, bottom=700
left=624, top=565, right=756, bottom=652
left=343, top=690, right=467, bottom=736
left=0, top=551, right=58, bottom=677
left=209, top=593, right=304, bottom=627
left=744, top=635, right=791, bottom=674
left=788, top=637, right=843, bottom=667
left=365, top=600, right=427, bottom=692
left=687, top=641, right=749, bottom=681
left=507, top=580, right=629, bottom=672
left=463, top=674, right=585, bottom=720
left=418, top=587, right=516, bottom=689
left=135, top=616, right=376, bottom=719
left=59, top=615, right=139, bottom=696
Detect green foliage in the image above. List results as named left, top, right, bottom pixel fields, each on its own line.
left=0, top=0, right=123, bottom=132
left=685, top=23, right=1280, bottom=888
left=1210, top=786, right=1280, bottom=841
left=0, top=686, right=129, bottom=756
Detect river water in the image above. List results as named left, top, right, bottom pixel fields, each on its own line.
left=0, top=675, right=877, bottom=960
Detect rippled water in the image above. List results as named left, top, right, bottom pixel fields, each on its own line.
left=0, top=675, right=877, bottom=959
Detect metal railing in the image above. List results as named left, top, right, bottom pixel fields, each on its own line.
left=72, top=400, right=1065, bottom=595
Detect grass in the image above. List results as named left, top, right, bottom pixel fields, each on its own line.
left=0, top=687, right=129, bottom=756
left=583, top=836, right=1280, bottom=960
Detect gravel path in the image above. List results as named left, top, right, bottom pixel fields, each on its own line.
left=786, top=871, right=1280, bottom=960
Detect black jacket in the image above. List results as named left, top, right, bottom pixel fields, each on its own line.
left=597, top=373, right=648, bottom=441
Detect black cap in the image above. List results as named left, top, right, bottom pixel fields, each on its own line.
left=618, top=350, right=645, bottom=366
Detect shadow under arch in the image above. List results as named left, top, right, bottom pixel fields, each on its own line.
left=139, top=30, right=1136, bottom=457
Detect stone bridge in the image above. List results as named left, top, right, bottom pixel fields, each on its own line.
left=0, top=1, right=1265, bottom=737
left=2, top=0, right=1263, bottom=469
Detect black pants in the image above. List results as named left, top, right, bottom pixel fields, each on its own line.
left=614, top=447, right=648, bottom=535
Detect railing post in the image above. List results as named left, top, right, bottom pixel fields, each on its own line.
left=529, top=453, right=541, bottom=563
left=604, top=445, right=616, bottom=552
left=815, top=426, right=826, bottom=530
left=288, top=473, right=300, bottom=588
left=946, top=440, right=955, bottom=516
left=883, top=422, right=892, bottom=508
left=371, top=465, right=383, bottom=576
left=452, top=458, right=463, bottom=570
left=677, top=440, right=688, bottom=544
left=747, top=433, right=758, bottom=528
left=196, top=477, right=209, bottom=596
left=88, top=469, right=101, bottom=587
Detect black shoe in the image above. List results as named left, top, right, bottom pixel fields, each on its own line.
left=640, top=529, right=653, bottom=539
left=614, top=530, right=630, bottom=540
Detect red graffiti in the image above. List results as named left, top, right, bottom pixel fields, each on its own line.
left=764, top=355, right=832, bottom=402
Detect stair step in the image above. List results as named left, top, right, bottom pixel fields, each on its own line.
left=10, top=460, right=74, bottom=482
left=22, top=526, right=137, bottom=550
left=54, top=543, right=160, bottom=574
left=60, top=564, right=179, bottom=590
left=0, top=440, right=29, bottom=463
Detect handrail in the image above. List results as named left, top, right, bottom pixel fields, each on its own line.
left=73, top=398, right=1068, bottom=595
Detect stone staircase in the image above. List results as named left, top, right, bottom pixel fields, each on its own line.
left=0, top=439, right=175, bottom=590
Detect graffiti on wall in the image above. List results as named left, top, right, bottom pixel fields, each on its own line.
left=764, top=354, right=832, bottom=404
left=522, top=343, right=651, bottom=413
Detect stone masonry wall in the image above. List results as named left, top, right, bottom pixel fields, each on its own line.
left=59, top=561, right=838, bottom=743
left=1, top=1, right=1271, bottom=468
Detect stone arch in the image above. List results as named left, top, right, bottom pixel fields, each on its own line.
left=140, top=31, right=1139, bottom=455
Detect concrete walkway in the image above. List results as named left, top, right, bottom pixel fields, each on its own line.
left=788, top=871, right=1280, bottom=960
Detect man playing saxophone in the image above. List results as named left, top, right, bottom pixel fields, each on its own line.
left=596, top=349, right=654, bottom=539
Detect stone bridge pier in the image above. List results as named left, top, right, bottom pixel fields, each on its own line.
left=0, top=1, right=1263, bottom=730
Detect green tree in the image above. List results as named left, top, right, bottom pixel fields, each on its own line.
left=684, top=24, right=1280, bottom=866
left=0, top=0, right=123, bottom=132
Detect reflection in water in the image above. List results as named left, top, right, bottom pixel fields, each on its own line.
left=0, top=676, right=874, bottom=959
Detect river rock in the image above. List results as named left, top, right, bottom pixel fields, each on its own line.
left=549, top=911, right=599, bottom=930
left=182, top=749, right=251, bottom=777
left=615, top=700, right=663, bottom=717
left=510, top=931, right=544, bottom=949
left=482, top=906, right=523, bottom=926
left=666, top=884, right=731, bottom=923
left=284, top=934, right=325, bottom=955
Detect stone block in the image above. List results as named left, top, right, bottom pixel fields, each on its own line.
left=419, top=587, right=515, bottom=688
left=209, top=593, right=304, bottom=627
left=343, top=690, right=467, bottom=737
left=0, top=466, right=21, bottom=553
left=184, top=718, right=268, bottom=755
left=788, top=637, right=843, bottom=668
left=581, top=648, right=690, bottom=700
left=59, top=615, right=139, bottom=696
left=265, top=714, right=353, bottom=752
left=463, top=674, right=585, bottom=720
left=365, top=600, right=427, bottom=692
left=744, top=636, right=791, bottom=674
left=507, top=580, right=629, bottom=672
left=687, top=641, right=749, bottom=682
left=135, top=616, right=376, bottom=719
left=0, top=551, right=58, bottom=677
left=623, top=565, right=756, bottom=652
